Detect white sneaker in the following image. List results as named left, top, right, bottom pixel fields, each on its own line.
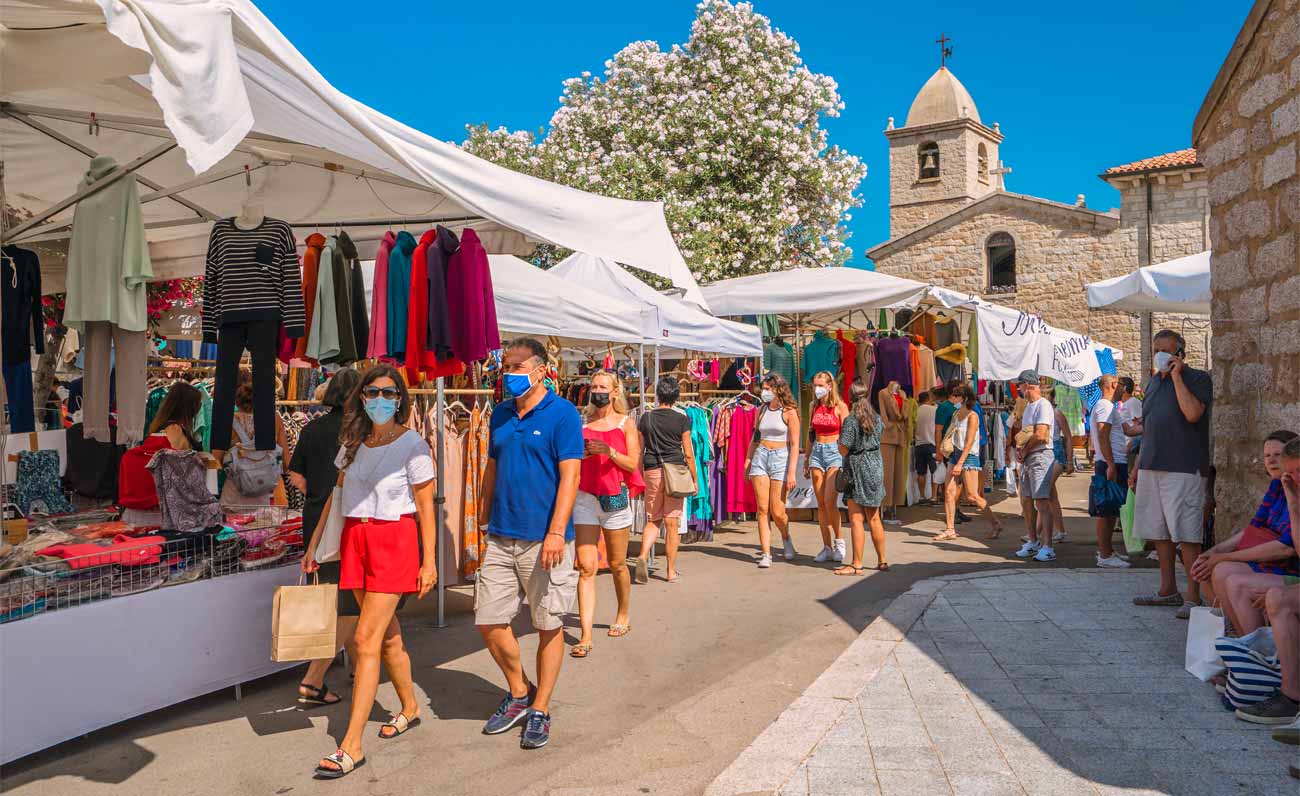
left=814, top=546, right=833, bottom=563
left=783, top=538, right=796, bottom=561
left=1034, top=546, right=1057, bottom=562
left=833, top=539, right=847, bottom=562
left=1015, top=542, right=1040, bottom=558
left=1147, top=550, right=1160, bottom=561
left=1096, top=552, right=1132, bottom=569
left=757, top=554, right=772, bottom=569
left=1053, top=531, right=1068, bottom=544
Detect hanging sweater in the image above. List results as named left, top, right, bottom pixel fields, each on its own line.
left=405, top=230, right=436, bottom=381
left=386, top=231, right=417, bottom=358
left=339, top=233, right=369, bottom=360
left=305, top=239, right=340, bottom=363
left=446, top=228, right=499, bottom=363
left=294, top=233, right=326, bottom=361
left=64, top=156, right=153, bottom=333
left=426, top=226, right=458, bottom=360
left=1, top=246, right=45, bottom=365
left=323, top=235, right=357, bottom=364
left=368, top=231, right=395, bottom=359
left=201, top=217, right=305, bottom=343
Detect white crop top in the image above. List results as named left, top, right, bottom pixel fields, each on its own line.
left=334, top=430, right=435, bottom=520
left=757, top=405, right=789, bottom=442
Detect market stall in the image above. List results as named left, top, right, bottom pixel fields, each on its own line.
left=0, top=0, right=697, bottom=765
left=1085, top=249, right=1211, bottom=315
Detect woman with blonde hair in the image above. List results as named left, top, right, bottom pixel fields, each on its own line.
left=745, top=373, right=801, bottom=567
left=571, top=371, right=642, bottom=658
left=804, top=370, right=849, bottom=564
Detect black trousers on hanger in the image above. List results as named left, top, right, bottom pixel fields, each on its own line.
left=212, top=319, right=278, bottom=453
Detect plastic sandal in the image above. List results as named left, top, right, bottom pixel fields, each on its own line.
left=315, top=749, right=365, bottom=779
left=607, top=624, right=631, bottom=637
left=570, top=643, right=593, bottom=658
left=833, top=566, right=866, bottom=576
left=378, top=712, right=419, bottom=739
left=298, top=682, right=341, bottom=708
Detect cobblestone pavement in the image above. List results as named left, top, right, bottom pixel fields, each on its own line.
left=709, top=569, right=1300, bottom=796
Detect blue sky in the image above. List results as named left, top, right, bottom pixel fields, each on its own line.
left=259, top=0, right=1248, bottom=268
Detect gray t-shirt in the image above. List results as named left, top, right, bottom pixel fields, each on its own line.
left=1137, top=367, right=1212, bottom=475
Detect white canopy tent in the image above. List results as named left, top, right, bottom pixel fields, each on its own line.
left=700, top=267, right=930, bottom=326
left=486, top=255, right=648, bottom=346
left=549, top=252, right=763, bottom=357
left=1085, top=249, right=1211, bottom=315
left=0, top=0, right=706, bottom=308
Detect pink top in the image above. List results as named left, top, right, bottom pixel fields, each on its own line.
left=579, top=419, right=644, bottom=497
left=367, top=231, right=394, bottom=359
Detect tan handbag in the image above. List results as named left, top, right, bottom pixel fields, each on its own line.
left=271, top=573, right=338, bottom=662
left=662, top=462, right=697, bottom=498
left=938, top=420, right=961, bottom=459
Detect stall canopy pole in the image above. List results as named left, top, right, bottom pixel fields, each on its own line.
left=639, top=343, right=647, bottom=409
left=435, top=376, right=447, bottom=628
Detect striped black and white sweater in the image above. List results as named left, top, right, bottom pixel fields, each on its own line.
left=201, top=217, right=305, bottom=342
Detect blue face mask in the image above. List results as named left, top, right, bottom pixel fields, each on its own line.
left=363, top=396, right=399, bottom=424
left=503, top=371, right=534, bottom=399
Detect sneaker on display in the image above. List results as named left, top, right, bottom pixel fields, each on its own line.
left=813, top=546, right=833, bottom=563
left=1015, top=542, right=1041, bottom=559
left=1033, top=547, right=1057, bottom=562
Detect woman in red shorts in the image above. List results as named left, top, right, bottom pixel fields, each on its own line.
left=303, top=364, right=436, bottom=779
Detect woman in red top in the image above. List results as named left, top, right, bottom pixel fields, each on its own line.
left=571, top=371, right=642, bottom=658
left=119, top=383, right=203, bottom=525
left=803, top=371, right=850, bottom=565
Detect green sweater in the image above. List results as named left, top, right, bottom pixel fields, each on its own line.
left=64, top=156, right=153, bottom=332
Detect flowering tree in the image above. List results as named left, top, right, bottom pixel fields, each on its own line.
left=463, top=0, right=865, bottom=280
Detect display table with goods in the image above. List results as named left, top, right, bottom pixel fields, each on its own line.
left=0, top=506, right=305, bottom=764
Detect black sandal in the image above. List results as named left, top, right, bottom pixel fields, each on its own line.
left=298, top=682, right=342, bottom=708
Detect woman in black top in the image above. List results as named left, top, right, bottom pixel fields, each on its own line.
left=287, top=367, right=361, bottom=707
left=632, top=377, right=696, bottom=583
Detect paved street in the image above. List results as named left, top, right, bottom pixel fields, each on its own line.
left=7, top=475, right=1285, bottom=796
left=709, top=569, right=1300, bottom=796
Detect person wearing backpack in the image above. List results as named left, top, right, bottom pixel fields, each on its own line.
left=220, top=370, right=289, bottom=508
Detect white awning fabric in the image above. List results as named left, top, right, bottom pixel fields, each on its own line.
left=487, top=255, right=647, bottom=346
left=549, top=253, right=763, bottom=356
left=0, top=0, right=704, bottom=308
left=1085, top=250, right=1211, bottom=315
left=699, top=267, right=930, bottom=325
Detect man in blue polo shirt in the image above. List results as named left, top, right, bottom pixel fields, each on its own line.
left=476, top=337, right=583, bottom=750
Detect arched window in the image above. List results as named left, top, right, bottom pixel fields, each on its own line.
left=918, top=142, right=940, bottom=180
left=977, top=143, right=989, bottom=183
left=986, top=232, right=1016, bottom=292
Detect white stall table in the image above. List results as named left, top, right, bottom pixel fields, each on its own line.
left=1, top=564, right=300, bottom=764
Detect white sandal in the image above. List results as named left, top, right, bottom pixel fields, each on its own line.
left=379, top=712, right=420, bottom=739
left=315, top=749, right=366, bottom=779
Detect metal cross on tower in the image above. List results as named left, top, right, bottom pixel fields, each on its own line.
left=936, top=33, right=953, bottom=67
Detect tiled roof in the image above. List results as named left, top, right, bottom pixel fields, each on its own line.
left=1103, top=148, right=1201, bottom=176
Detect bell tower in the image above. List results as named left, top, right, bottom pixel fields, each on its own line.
left=885, top=42, right=1004, bottom=238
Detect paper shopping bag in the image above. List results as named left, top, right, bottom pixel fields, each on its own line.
left=1184, top=606, right=1225, bottom=681
left=271, top=573, right=338, bottom=662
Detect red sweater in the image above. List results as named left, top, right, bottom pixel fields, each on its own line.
left=118, top=435, right=173, bottom=510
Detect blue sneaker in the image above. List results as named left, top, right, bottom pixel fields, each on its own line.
left=520, top=709, right=551, bottom=750
left=482, top=684, right=535, bottom=735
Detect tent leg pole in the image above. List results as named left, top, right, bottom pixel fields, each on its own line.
left=435, top=376, right=446, bottom=629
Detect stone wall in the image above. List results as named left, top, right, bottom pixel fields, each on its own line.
left=872, top=198, right=1144, bottom=371
left=1110, top=170, right=1213, bottom=368
left=1196, top=0, right=1300, bottom=539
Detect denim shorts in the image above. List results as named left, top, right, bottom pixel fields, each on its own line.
left=749, top=446, right=790, bottom=479
left=1053, top=439, right=1068, bottom=467
left=947, top=451, right=981, bottom=471
left=808, top=441, right=842, bottom=472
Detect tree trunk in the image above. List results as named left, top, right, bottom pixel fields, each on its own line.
left=31, top=326, right=65, bottom=427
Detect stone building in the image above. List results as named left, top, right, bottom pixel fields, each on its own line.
left=1193, top=0, right=1300, bottom=538
left=869, top=67, right=1210, bottom=371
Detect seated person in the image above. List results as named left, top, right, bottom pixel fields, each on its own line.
left=1236, top=583, right=1300, bottom=729
left=1192, top=431, right=1300, bottom=634
left=118, top=383, right=203, bottom=525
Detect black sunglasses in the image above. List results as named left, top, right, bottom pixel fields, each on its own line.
left=361, top=386, right=401, bottom=400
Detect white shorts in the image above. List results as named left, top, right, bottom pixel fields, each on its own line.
left=572, top=490, right=634, bottom=530
left=1135, top=470, right=1206, bottom=545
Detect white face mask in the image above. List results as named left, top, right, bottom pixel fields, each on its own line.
left=814, top=386, right=830, bottom=400
left=1153, top=351, right=1174, bottom=373
left=760, top=389, right=776, bottom=404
